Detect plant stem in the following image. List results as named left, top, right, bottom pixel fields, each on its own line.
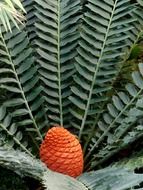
left=57, top=1, right=63, bottom=126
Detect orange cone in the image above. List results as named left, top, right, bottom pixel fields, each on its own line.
left=40, top=125, right=83, bottom=177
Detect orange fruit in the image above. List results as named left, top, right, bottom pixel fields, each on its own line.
left=40, top=125, right=83, bottom=177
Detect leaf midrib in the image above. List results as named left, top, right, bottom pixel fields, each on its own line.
left=58, top=0, right=63, bottom=126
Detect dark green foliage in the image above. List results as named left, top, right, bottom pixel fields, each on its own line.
left=34, top=0, right=81, bottom=127
left=86, top=63, right=143, bottom=169
left=22, top=0, right=37, bottom=43
left=69, top=0, right=137, bottom=140
left=0, top=167, right=42, bottom=190
left=0, top=167, right=28, bottom=190
left=0, top=24, right=48, bottom=153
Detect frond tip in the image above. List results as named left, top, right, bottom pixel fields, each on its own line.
left=0, top=0, right=25, bottom=32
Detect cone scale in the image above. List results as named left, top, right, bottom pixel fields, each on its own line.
left=40, top=125, right=84, bottom=177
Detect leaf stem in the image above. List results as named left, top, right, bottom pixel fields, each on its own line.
left=57, top=1, right=63, bottom=126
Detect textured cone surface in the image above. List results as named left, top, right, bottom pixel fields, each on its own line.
left=40, top=126, right=83, bottom=177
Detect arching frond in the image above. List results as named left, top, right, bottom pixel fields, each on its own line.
left=0, top=24, right=48, bottom=151
left=0, top=147, right=46, bottom=179
left=88, top=63, right=143, bottom=169
left=69, top=0, right=137, bottom=139
left=34, top=0, right=81, bottom=127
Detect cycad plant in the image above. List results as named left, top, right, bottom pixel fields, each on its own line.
left=1, top=0, right=143, bottom=189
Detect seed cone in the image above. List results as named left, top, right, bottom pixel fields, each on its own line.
left=40, top=125, right=83, bottom=177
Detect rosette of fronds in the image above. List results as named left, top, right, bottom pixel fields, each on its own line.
left=1, top=0, right=143, bottom=185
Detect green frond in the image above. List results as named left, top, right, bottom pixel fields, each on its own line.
left=0, top=105, right=32, bottom=156
left=126, top=5, right=143, bottom=51
left=0, top=147, right=46, bottom=179
left=0, top=147, right=86, bottom=190
left=69, top=0, right=138, bottom=139
left=34, top=0, right=81, bottom=127
left=78, top=167, right=143, bottom=190
left=0, top=24, right=48, bottom=150
left=137, top=0, right=143, bottom=7
left=88, top=63, right=143, bottom=169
